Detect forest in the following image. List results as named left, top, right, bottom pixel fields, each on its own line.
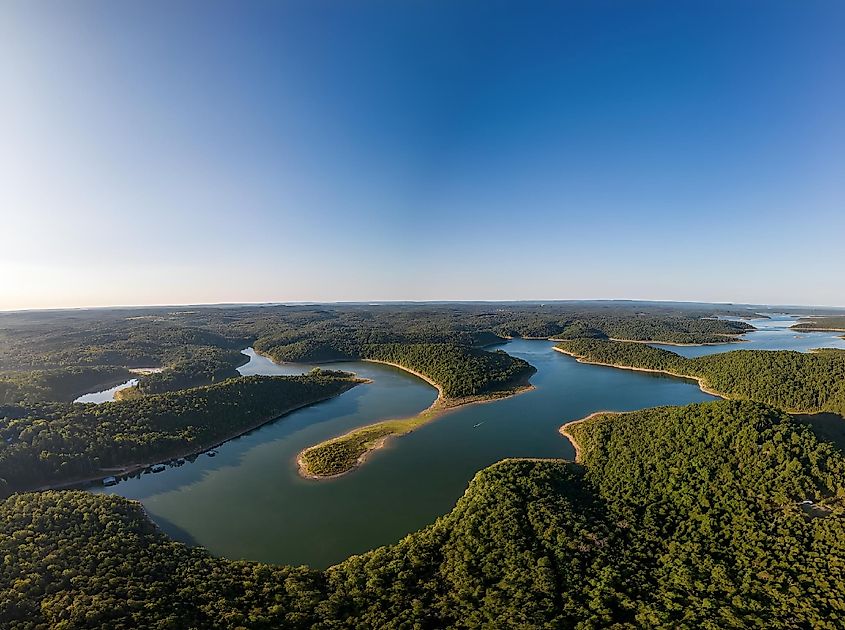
left=0, top=374, right=363, bottom=495
left=0, top=302, right=758, bottom=407
left=3, top=400, right=845, bottom=628
left=556, top=338, right=845, bottom=415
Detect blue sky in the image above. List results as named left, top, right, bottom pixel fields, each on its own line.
left=1, top=0, right=843, bottom=309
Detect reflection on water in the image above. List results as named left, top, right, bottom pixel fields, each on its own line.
left=74, top=378, right=139, bottom=404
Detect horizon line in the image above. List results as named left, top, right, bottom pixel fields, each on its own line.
left=3, top=298, right=845, bottom=315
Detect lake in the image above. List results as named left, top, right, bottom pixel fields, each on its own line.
left=93, top=314, right=844, bottom=568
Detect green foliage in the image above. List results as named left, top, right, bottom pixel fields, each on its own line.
left=134, top=347, right=248, bottom=395
left=557, top=339, right=845, bottom=414
left=569, top=401, right=845, bottom=628
left=4, top=401, right=845, bottom=627
left=362, top=343, right=534, bottom=398
left=0, top=375, right=362, bottom=494
left=300, top=424, right=397, bottom=477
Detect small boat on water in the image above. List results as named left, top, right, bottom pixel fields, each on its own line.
left=102, top=476, right=118, bottom=487
left=150, top=464, right=166, bottom=473
left=473, top=422, right=484, bottom=428
left=206, top=450, right=218, bottom=457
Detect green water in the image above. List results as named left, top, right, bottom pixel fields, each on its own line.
left=96, top=339, right=720, bottom=568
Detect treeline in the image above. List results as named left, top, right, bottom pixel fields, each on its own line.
left=133, top=347, right=248, bottom=395
left=0, top=366, right=132, bottom=404
left=0, top=375, right=362, bottom=495
left=557, top=339, right=845, bottom=414
left=0, top=303, right=755, bottom=371
left=4, top=400, right=845, bottom=627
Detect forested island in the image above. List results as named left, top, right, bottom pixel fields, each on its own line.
left=3, top=399, right=845, bottom=628
left=556, top=338, right=845, bottom=415
left=0, top=374, right=364, bottom=496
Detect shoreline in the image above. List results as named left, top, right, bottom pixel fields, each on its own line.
left=296, top=364, right=535, bottom=480
left=791, top=327, right=845, bottom=333
left=606, top=336, right=746, bottom=347
left=552, top=346, right=726, bottom=398
left=25, top=380, right=365, bottom=494
left=559, top=411, right=624, bottom=463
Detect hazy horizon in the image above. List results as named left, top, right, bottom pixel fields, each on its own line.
left=3, top=297, right=845, bottom=315
left=2, top=1, right=843, bottom=310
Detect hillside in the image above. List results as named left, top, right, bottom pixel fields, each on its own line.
left=3, top=400, right=845, bottom=627
left=556, top=339, right=845, bottom=415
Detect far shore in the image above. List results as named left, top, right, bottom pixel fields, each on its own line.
left=553, top=346, right=836, bottom=415
left=791, top=326, right=845, bottom=333
left=606, top=336, right=746, bottom=347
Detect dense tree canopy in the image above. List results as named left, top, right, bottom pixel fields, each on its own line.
left=3, top=400, right=845, bottom=628
left=0, top=375, right=363, bottom=495
left=557, top=339, right=845, bottom=414
left=0, top=366, right=132, bottom=404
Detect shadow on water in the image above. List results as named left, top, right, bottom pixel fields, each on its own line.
left=152, top=513, right=201, bottom=548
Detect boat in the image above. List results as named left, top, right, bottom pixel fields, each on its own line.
left=150, top=464, right=166, bottom=473
left=102, top=476, right=118, bottom=487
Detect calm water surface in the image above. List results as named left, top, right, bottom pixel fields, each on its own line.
left=96, top=314, right=843, bottom=567
left=74, top=378, right=139, bottom=403
left=652, top=314, right=845, bottom=357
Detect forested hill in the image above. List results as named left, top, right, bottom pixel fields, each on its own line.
left=556, top=338, right=845, bottom=415
left=3, top=400, right=845, bottom=628
left=0, top=374, right=363, bottom=496
left=0, top=303, right=755, bottom=404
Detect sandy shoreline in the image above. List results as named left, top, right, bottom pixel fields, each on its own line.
left=559, top=411, right=623, bottom=463
left=296, top=363, right=535, bottom=480
left=552, top=346, right=726, bottom=398
left=607, top=336, right=745, bottom=347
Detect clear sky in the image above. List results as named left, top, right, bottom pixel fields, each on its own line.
left=1, top=1, right=843, bottom=310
